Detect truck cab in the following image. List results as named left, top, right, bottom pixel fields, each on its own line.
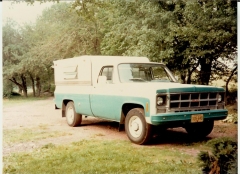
left=53, top=56, right=228, bottom=144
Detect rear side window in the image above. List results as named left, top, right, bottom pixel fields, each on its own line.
left=99, top=66, right=113, bottom=83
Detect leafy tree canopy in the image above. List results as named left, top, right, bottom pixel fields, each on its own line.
left=3, top=0, right=237, bottom=97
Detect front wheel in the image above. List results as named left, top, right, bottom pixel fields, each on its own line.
left=125, top=108, right=152, bottom=145
left=185, top=120, right=214, bottom=138
left=66, top=101, right=82, bottom=127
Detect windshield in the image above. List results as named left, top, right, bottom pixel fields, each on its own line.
left=118, top=63, right=176, bottom=83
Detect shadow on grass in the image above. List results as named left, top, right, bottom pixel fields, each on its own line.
left=80, top=119, right=211, bottom=145
left=150, top=129, right=211, bottom=145
left=80, top=118, right=120, bottom=130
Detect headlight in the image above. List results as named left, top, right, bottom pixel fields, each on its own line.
left=217, top=94, right=222, bottom=102
left=157, top=97, right=164, bottom=106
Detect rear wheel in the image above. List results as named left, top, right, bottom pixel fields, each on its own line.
left=125, top=108, right=152, bottom=145
left=66, top=101, right=82, bottom=127
left=185, top=120, right=214, bottom=138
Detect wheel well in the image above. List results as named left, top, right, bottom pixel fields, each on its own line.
left=122, top=103, right=144, bottom=119
left=62, top=100, right=72, bottom=117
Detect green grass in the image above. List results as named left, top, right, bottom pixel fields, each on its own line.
left=3, top=127, right=72, bottom=146
left=3, top=140, right=202, bottom=174
left=3, top=95, right=50, bottom=107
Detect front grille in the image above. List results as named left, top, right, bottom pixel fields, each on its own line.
left=169, top=93, right=218, bottom=112
left=175, top=109, right=210, bottom=113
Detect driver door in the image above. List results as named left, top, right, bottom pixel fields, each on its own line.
left=90, top=66, right=121, bottom=121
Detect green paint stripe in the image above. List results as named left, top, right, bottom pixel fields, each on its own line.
left=195, top=87, right=225, bottom=92
left=168, top=87, right=195, bottom=93
left=151, top=109, right=228, bottom=124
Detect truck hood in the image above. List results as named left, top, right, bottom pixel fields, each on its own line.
left=119, top=82, right=225, bottom=93
left=155, top=82, right=225, bottom=93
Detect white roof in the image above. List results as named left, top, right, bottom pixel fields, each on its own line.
left=54, top=55, right=150, bottom=65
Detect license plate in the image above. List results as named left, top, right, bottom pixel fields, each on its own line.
left=191, top=114, right=204, bottom=123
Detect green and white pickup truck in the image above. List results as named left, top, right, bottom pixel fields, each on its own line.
left=53, top=56, right=228, bottom=144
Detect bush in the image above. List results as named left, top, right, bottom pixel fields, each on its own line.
left=227, top=87, right=237, bottom=105
left=10, top=92, right=21, bottom=96
left=3, top=79, right=23, bottom=98
left=198, top=137, right=237, bottom=174
left=3, top=79, right=14, bottom=98
left=42, top=84, right=55, bottom=93
left=222, top=113, right=238, bottom=124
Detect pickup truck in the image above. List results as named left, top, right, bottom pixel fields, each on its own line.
left=53, top=55, right=228, bottom=144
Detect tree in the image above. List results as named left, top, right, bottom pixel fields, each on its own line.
left=100, top=0, right=237, bottom=85
left=3, top=19, right=29, bottom=97
left=100, top=1, right=162, bottom=59
left=160, top=0, right=237, bottom=85
left=3, top=3, right=85, bottom=97
left=6, top=0, right=238, bottom=92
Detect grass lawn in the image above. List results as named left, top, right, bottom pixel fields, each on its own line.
left=3, top=140, right=202, bottom=174
left=3, top=95, right=50, bottom=107
left=3, top=127, right=72, bottom=146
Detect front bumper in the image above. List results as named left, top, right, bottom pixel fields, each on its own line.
left=151, top=109, right=228, bottom=125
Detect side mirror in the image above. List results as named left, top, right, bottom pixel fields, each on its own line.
left=98, top=76, right=107, bottom=84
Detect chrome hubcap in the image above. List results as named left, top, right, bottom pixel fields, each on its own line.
left=66, top=106, right=74, bottom=124
left=129, top=116, right=143, bottom=138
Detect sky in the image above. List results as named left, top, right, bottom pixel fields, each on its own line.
left=2, top=1, right=56, bottom=26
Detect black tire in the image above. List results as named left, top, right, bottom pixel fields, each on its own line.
left=65, top=101, right=82, bottom=127
left=125, top=108, right=152, bottom=145
left=185, top=120, right=214, bottom=138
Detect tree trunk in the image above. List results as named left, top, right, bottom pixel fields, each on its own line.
left=22, top=88, right=27, bottom=97
left=29, top=73, right=36, bottom=97
left=9, top=75, right=28, bottom=97
left=199, top=58, right=212, bottom=85
left=18, top=86, right=23, bottom=94
left=21, top=74, right=28, bottom=97
left=36, top=76, right=41, bottom=97
left=180, top=71, right=187, bottom=84
left=94, top=22, right=100, bottom=55
left=187, top=61, right=200, bottom=84
left=226, top=65, right=237, bottom=96
left=186, top=69, right=192, bottom=84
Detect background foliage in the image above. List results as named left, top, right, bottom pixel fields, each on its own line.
left=198, top=137, right=237, bottom=174
left=2, top=0, right=237, bottom=98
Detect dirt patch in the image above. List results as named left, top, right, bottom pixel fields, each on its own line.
left=3, top=97, right=237, bottom=156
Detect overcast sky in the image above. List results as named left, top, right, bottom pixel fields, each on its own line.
left=2, top=1, right=55, bottom=25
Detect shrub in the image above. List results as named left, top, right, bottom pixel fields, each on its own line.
left=41, top=84, right=55, bottom=96
left=198, top=137, right=237, bottom=174
left=3, top=79, right=13, bottom=98
left=222, top=113, right=238, bottom=124
left=3, top=80, right=22, bottom=98
left=227, top=87, right=237, bottom=105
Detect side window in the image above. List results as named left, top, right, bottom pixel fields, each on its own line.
left=100, top=66, right=113, bottom=83
left=152, top=67, right=170, bottom=81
